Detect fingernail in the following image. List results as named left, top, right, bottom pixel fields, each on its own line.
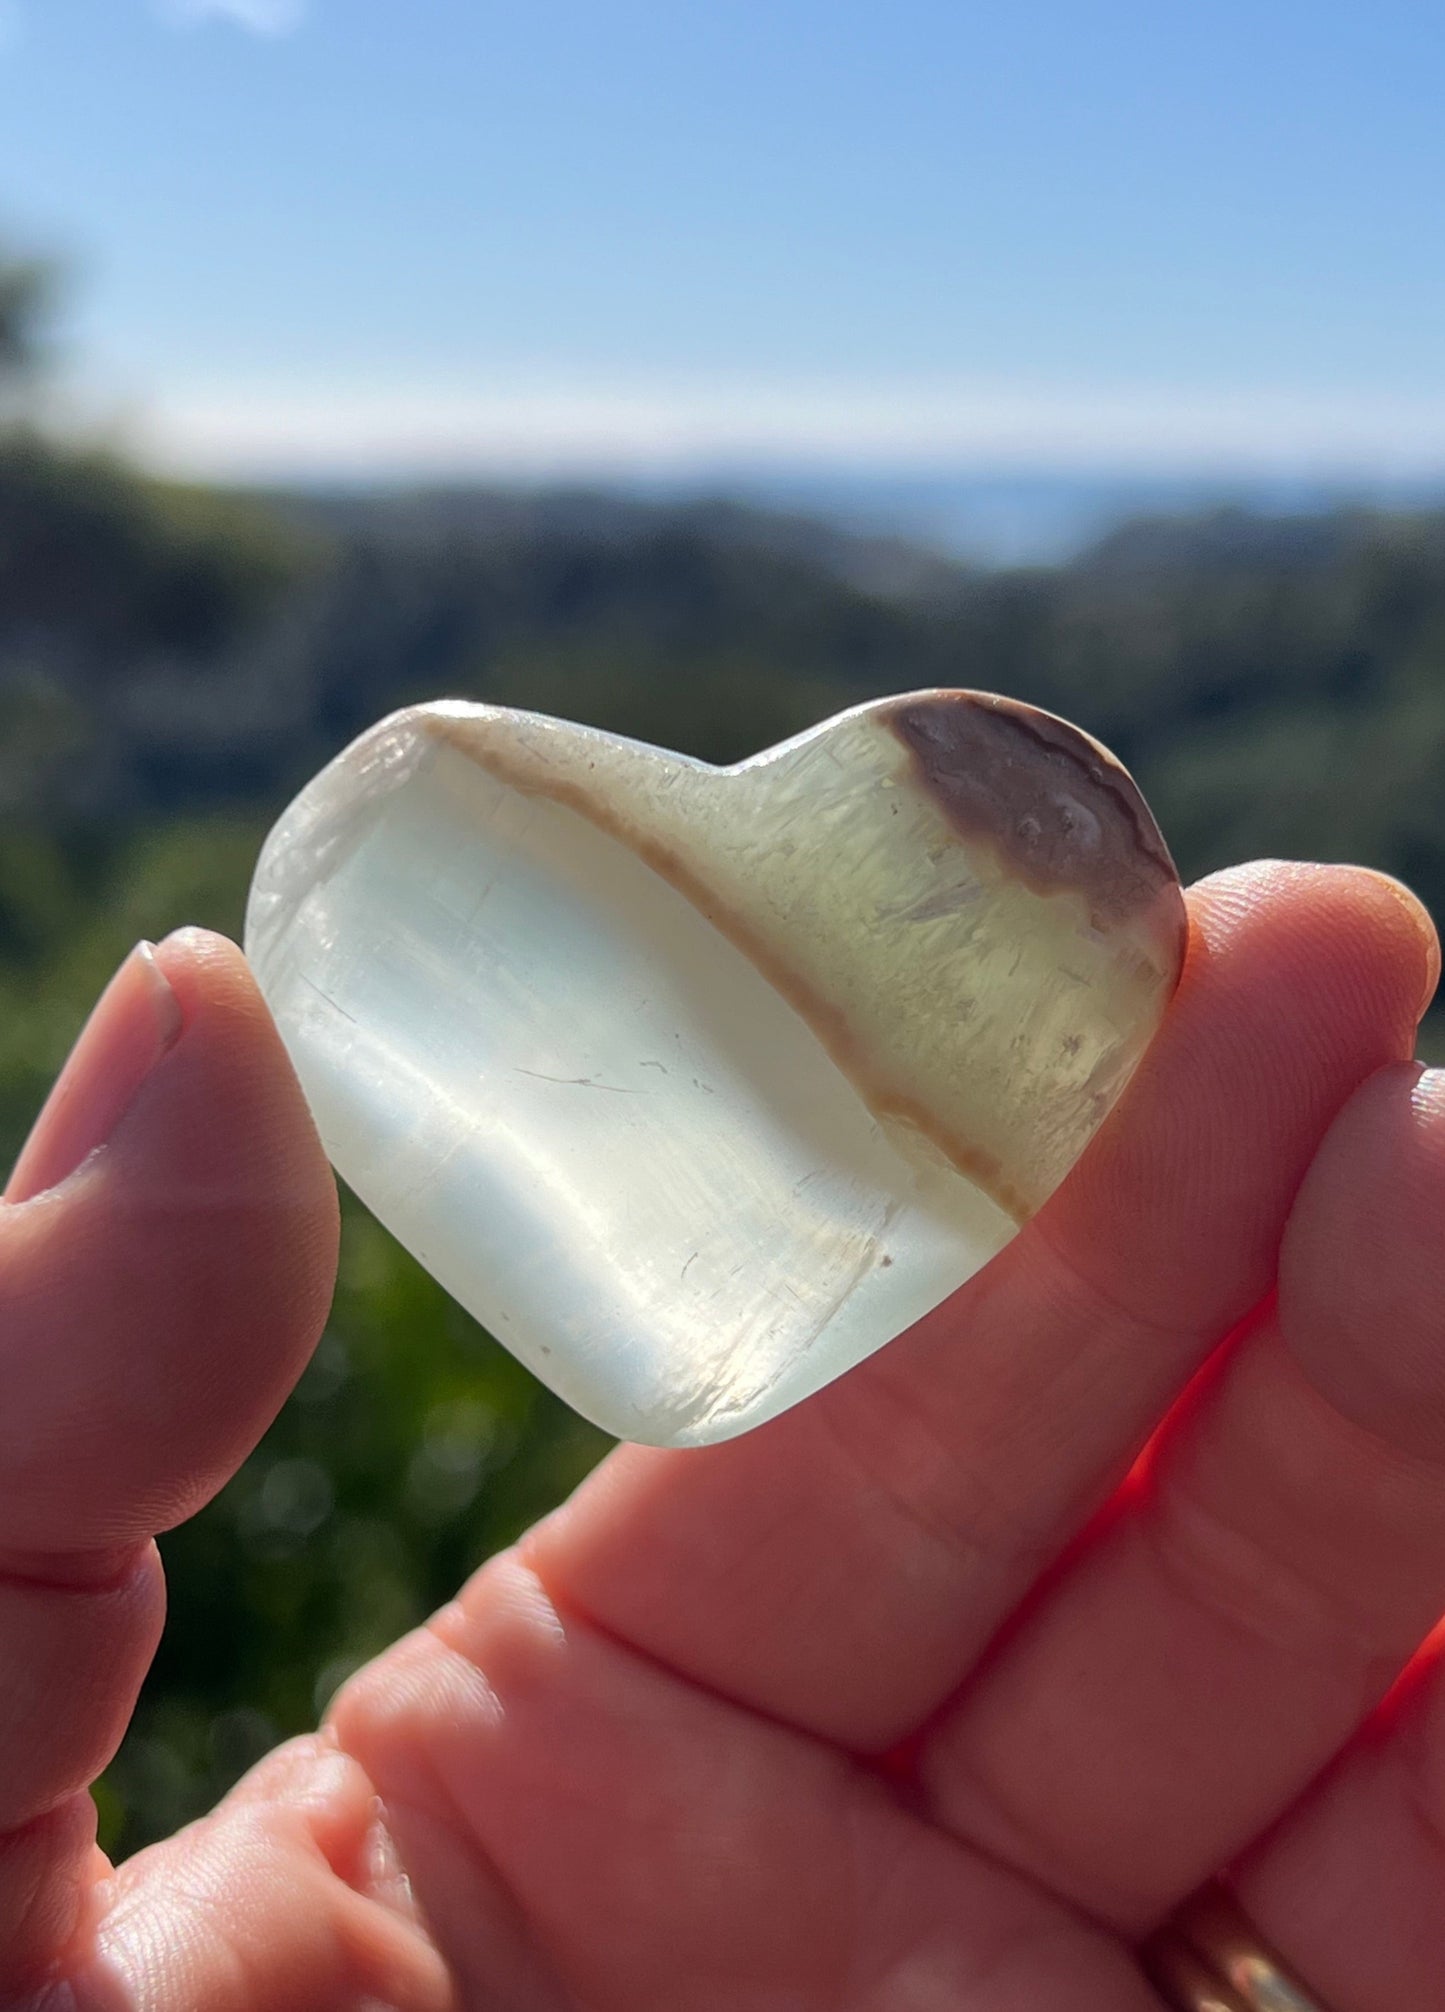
left=4, top=943, right=184, bottom=1204
left=1359, top=869, right=1441, bottom=1022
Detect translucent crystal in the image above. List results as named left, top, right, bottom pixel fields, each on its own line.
left=245, top=693, right=1184, bottom=1446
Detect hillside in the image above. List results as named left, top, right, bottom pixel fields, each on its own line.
left=5, top=444, right=1444, bottom=904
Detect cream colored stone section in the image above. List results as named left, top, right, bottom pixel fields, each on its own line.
left=422, top=696, right=1180, bottom=1217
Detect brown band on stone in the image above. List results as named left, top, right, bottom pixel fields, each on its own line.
left=886, top=691, right=1181, bottom=936
left=424, top=718, right=1034, bottom=1217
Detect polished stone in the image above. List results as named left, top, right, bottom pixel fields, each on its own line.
left=246, top=692, right=1185, bottom=1445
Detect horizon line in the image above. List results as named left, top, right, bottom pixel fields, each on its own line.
left=56, top=374, right=1445, bottom=487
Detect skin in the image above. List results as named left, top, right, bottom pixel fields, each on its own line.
left=2, top=860, right=1444, bottom=2011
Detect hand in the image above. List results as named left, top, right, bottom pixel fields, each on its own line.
left=3, top=863, right=1442, bottom=2011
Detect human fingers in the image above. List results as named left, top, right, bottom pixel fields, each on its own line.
left=529, top=863, right=1434, bottom=1751
left=52, top=1736, right=454, bottom=2012
left=327, top=1555, right=1165, bottom=2012
left=0, top=932, right=338, bottom=1993
left=1222, top=1628, right=1445, bottom=2012
left=0, top=931, right=338, bottom=1548
left=916, top=1060, right=1445, bottom=1936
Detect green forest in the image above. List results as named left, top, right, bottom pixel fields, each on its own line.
left=5, top=249, right=1445, bottom=1857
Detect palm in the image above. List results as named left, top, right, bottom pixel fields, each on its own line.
left=6, top=863, right=1444, bottom=2011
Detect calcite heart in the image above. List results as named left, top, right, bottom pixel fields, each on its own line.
left=245, top=693, right=1185, bottom=1446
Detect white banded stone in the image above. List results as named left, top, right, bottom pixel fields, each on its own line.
left=246, top=692, right=1184, bottom=1446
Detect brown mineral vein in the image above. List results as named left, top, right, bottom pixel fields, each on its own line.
left=885, top=691, right=1183, bottom=950
left=424, top=713, right=1032, bottom=1221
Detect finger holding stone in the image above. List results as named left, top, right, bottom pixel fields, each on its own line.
left=0, top=931, right=337, bottom=1550
left=529, top=861, right=1436, bottom=1752
left=0, top=931, right=338, bottom=1993
left=914, top=1061, right=1445, bottom=1935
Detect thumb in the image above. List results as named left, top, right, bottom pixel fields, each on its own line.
left=0, top=930, right=337, bottom=1988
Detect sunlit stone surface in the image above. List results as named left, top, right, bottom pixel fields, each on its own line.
left=245, top=692, right=1185, bottom=1446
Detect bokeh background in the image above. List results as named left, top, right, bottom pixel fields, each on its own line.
left=2, top=0, right=1443, bottom=1856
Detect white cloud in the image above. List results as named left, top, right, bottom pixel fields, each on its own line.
left=157, top=0, right=306, bottom=35
left=119, top=372, right=1445, bottom=485
left=3, top=0, right=310, bottom=47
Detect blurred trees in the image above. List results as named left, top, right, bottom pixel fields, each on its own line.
left=0, top=248, right=53, bottom=385
left=3, top=231, right=1445, bottom=1851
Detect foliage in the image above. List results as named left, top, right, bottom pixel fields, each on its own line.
left=0, top=248, right=55, bottom=386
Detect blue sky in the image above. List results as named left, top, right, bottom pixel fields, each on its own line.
left=1, top=0, right=1443, bottom=479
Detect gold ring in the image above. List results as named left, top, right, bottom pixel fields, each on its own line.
left=1142, top=1883, right=1335, bottom=2012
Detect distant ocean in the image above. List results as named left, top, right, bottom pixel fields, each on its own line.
left=620, top=468, right=1445, bottom=566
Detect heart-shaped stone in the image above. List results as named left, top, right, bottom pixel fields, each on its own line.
left=246, top=692, right=1184, bottom=1446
